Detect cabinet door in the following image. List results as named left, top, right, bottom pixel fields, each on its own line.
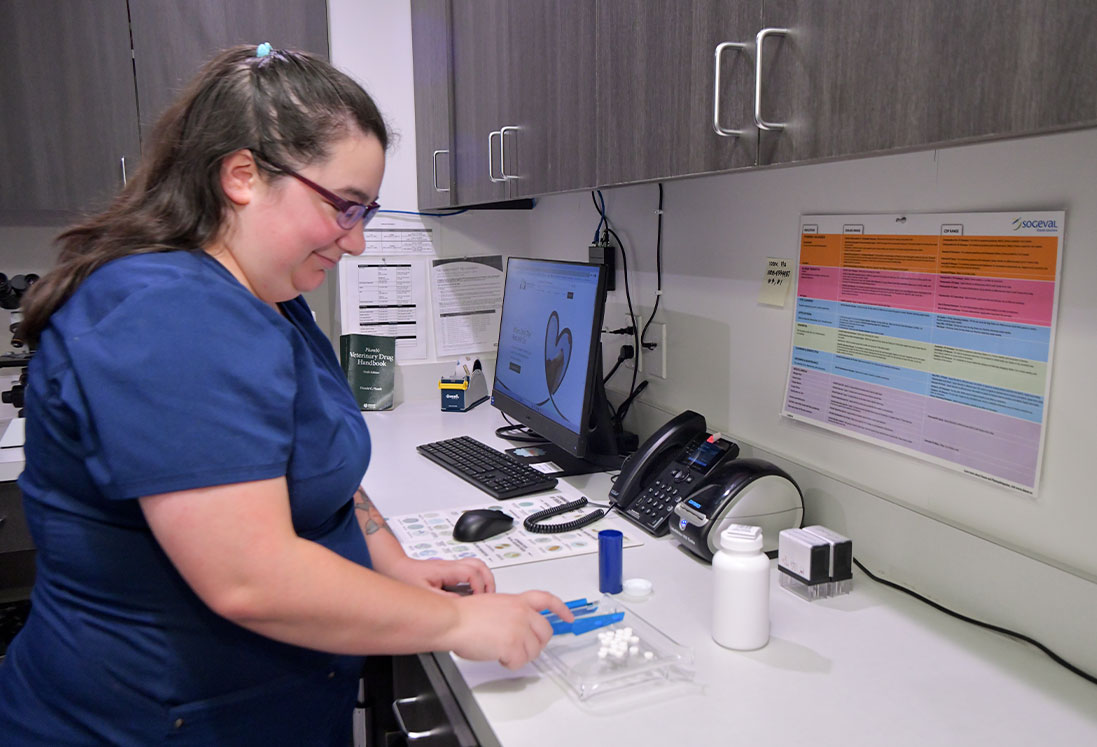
left=758, top=0, right=1097, bottom=166
left=0, top=0, right=139, bottom=220
left=505, top=1, right=597, bottom=198
left=450, top=0, right=510, bottom=205
left=129, top=0, right=330, bottom=141
left=411, top=0, right=457, bottom=210
left=927, top=1, right=1097, bottom=140
left=595, top=0, right=761, bottom=188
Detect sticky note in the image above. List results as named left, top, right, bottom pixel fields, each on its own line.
left=758, top=257, right=793, bottom=307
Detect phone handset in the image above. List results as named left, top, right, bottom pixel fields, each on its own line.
left=609, top=410, right=707, bottom=510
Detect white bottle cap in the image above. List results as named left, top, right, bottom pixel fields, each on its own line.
left=720, top=523, right=763, bottom=552
left=621, top=577, right=654, bottom=600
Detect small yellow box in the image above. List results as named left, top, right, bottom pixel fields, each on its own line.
left=439, top=361, right=488, bottom=411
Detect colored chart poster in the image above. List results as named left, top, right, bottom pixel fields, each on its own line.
left=782, top=211, right=1063, bottom=496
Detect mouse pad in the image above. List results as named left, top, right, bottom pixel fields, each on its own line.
left=388, top=493, right=643, bottom=570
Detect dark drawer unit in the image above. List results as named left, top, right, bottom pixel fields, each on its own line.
left=0, top=598, right=31, bottom=658
left=0, top=482, right=34, bottom=659
left=360, top=653, right=489, bottom=747
left=0, top=481, right=34, bottom=555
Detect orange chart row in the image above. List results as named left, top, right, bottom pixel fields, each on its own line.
left=799, top=233, right=1058, bottom=282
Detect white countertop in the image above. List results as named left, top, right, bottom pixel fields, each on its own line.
left=363, top=400, right=1097, bottom=747
left=6, top=397, right=1095, bottom=743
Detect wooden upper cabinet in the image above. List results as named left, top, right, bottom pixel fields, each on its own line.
left=128, top=0, right=330, bottom=141
left=0, top=0, right=330, bottom=223
left=757, top=0, right=1097, bottom=166
left=505, top=1, right=598, bottom=198
left=449, top=0, right=511, bottom=205
left=414, top=0, right=599, bottom=206
left=420, top=0, right=1097, bottom=205
left=595, top=0, right=761, bottom=188
left=924, top=1, right=1097, bottom=140
left=411, top=0, right=457, bottom=209
left=0, top=0, right=140, bottom=221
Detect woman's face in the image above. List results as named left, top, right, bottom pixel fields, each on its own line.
left=213, top=130, right=386, bottom=306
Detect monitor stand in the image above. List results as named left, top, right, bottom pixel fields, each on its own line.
left=503, top=375, right=631, bottom=477
left=500, top=348, right=633, bottom=476
left=504, top=441, right=625, bottom=477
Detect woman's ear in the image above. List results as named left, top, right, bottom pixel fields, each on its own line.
left=219, top=149, right=260, bottom=206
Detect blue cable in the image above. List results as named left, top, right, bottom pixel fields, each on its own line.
left=592, top=190, right=607, bottom=243
left=378, top=208, right=469, bottom=218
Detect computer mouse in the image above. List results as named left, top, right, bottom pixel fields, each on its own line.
left=453, top=508, right=514, bottom=542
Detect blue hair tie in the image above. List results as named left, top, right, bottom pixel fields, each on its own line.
left=256, top=42, right=273, bottom=58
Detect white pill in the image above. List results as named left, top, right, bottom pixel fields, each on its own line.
left=644, top=651, right=655, bottom=660
left=629, top=645, right=639, bottom=656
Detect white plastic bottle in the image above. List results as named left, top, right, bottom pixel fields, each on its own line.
left=711, top=524, right=770, bottom=650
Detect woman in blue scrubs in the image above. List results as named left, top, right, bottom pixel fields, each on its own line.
left=0, top=45, right=571, bottom=745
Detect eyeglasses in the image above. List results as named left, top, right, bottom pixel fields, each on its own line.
left=257, top=153, right=380, bottom=230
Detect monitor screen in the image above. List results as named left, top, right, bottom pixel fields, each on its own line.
left=491, top=257, right=614, bottom=464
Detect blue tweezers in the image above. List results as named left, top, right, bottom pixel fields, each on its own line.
left=541, top=598, right=625, bottom=636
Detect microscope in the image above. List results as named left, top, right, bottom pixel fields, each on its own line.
left=0, top=273, right=38, bottom=418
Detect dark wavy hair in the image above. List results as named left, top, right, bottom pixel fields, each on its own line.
left=19, top=44, right=389, bottom=345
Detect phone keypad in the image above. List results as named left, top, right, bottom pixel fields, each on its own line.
left=618, top=431, right=739, bottom=538
left=625, top=475, right=685, bottom=535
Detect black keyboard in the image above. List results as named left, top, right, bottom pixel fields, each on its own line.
left=416, top=436, right=558, bottom=499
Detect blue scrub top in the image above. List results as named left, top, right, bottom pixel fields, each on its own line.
left=0, top=251, right=373, bottom=745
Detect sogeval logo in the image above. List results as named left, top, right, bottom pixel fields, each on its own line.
left=1012, top=216, right=1058, bottom=232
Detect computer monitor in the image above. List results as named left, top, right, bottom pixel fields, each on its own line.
left=490, top=257, right=623, bottom=473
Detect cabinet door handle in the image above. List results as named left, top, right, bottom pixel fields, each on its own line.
left=713, top=41, right=749, bottom=137
left=120, top=156, right=128, bottom=186
left=500, top=125, right=519, bottom=179
left=391, top=695, right=443, bottom=742
left=754, top=27, right=790, bottom=131
left=488, top=130, right=506, bottom=183
left=432, top=149, right=450, bottom=192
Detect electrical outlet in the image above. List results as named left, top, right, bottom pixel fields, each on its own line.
left=619, top=316, right=666, bottom=378
left=622, top=315, right=643, bottom=373
left=642, top=322, right=667, bottom=379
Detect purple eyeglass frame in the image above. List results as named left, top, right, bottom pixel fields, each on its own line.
left=257, top=153, right=379, bottom=230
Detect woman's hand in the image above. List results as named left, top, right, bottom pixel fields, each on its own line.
left=384, top=556, right=496, bottom=595
left=443, top=591, right=575, bottom=670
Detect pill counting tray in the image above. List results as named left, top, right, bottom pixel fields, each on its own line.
left=534, top=596, right=694, bottom=703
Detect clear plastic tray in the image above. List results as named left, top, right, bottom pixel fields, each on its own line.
left=534, top=596, right=695, bottom=703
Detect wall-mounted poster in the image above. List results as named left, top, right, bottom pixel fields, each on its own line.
left=783, top=211, right=1063, bottom=497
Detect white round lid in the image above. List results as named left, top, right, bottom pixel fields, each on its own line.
left=720, top=523, right=763, bottom=552
left=621, top=577, right=654, bottom=600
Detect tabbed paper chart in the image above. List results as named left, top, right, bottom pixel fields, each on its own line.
left=782, top=212, right=1063, bottom=496
left=389, top=493, right=642, bottom=570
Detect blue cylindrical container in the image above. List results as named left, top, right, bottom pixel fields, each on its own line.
left=598, top=529, right=623, bottom=594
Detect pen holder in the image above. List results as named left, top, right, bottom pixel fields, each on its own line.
left=439, top=359, right=488, bottom=412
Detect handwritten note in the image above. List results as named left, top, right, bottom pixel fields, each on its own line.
left=759, top=257, right=794, bottom=306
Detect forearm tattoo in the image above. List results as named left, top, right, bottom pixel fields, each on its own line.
left=354, top=487, right=394, bottom=537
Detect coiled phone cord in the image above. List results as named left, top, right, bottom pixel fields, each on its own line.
left=522, top=497, right=612, bottom=534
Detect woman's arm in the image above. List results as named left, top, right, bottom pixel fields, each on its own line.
left=140, top=478, right=570, bottom=668
left=352, top=487, right=495, bottom=594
